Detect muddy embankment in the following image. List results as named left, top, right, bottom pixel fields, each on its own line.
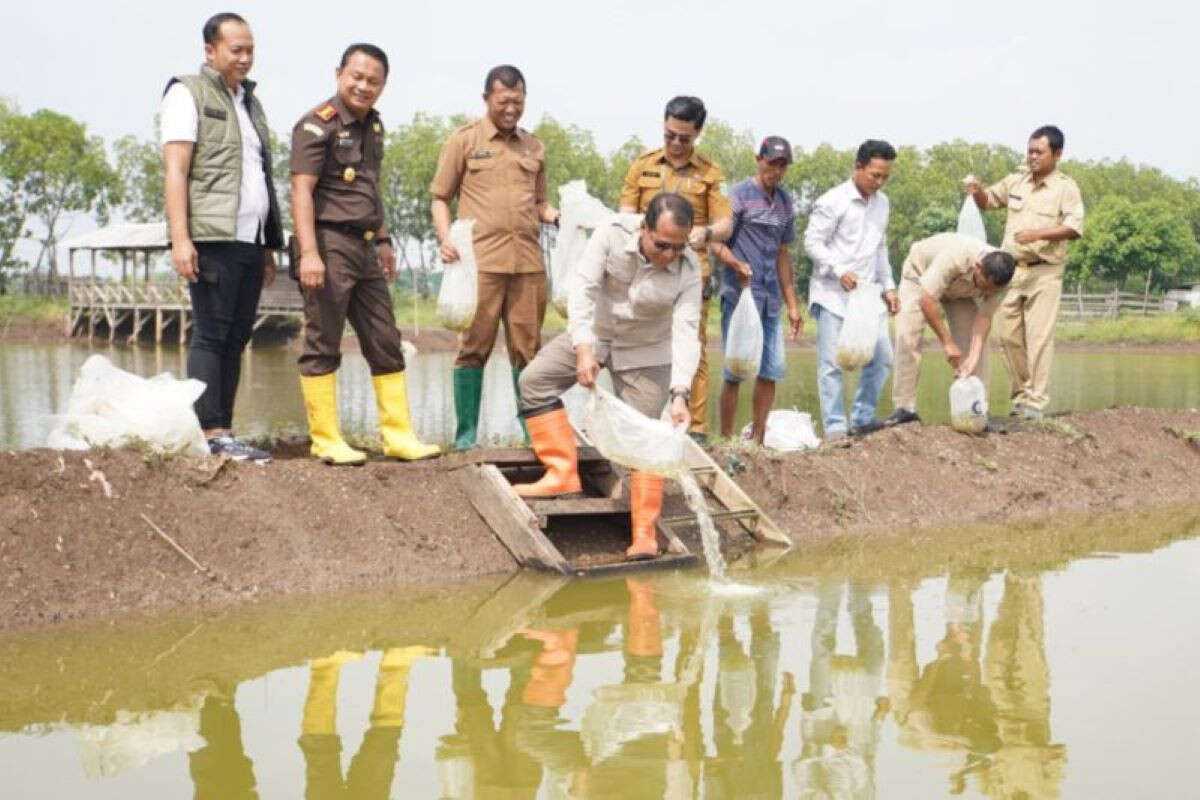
left=2, top=407, right=1199, bottom=632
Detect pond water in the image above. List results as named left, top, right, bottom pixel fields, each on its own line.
left=1, top=506, right=1197, bottom=797
left=2, top=341, right=1198, bottom=450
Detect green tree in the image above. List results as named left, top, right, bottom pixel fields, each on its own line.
left=268, top=130, right=292, bottom=234
left=1067, top=197, right=1200, bottom=290
left=0, top=100, right=28, bottom=289
left=604, top=135, right=645, bottom=208
left=113, top=133, right=164, bottom=223
left=0, top=108, right=121, bottom=277
left=534, top=116, right=610, bottom=205
left=696, top=118, right=757, bottom=185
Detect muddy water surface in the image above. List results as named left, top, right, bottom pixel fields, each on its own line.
left=1, top=508, right=1198, bottom=798
left=2, top=342, right=1199, bottom=449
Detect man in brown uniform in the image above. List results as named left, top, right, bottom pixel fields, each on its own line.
left=291, top=43, right=439, bottom=464
left=620, top=96, right=732, bottom=441
left=431, top=64, right=560, bottom=450
left=885, top=233, right=1016, bottom=425
left=965, top=125, right=1084, bottom=420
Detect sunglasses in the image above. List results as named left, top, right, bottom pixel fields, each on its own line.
left=651, top=238, right=688, bottom=253
left=663, top=130, right=694, bottom=145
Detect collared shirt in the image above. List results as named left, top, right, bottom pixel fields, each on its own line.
left=903, top=232, right=1005, bottom=316
left=429, top=117, right=547, bottom=274
left=619, top=147, right=731, bottom=274
left=720, top=178, right=796, bottom=316
left=984, top=167, right=1084, bottom=266
left=290, top=96, right=386, bottom=231
left=569, top=217, right=702, bottom=390
left=803, top=179, right=894, bottom=317
left=161, top=80, right=270, bottom=244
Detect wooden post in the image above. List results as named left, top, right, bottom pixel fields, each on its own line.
left=179, top=309, right=187, bottom=346
left=155, top=307, right=163, bottom=344
left=90, top=250, right=96, bottom=281
left=120, top=251, right=128, bottom=283
left=144, top=250, right=151, bottom=282
left=1143, top=269, right=1153, bottom=316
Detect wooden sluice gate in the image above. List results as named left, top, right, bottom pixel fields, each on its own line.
left=453, top=435, right=790, bottom=577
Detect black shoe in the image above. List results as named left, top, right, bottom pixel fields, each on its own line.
left=884, top=408, right=921, bottom=426
left=688, top=431, right=710, bottom=447
left=208, top=435, right=272, bottom=463
left=850, top=420, right=885, bottom=437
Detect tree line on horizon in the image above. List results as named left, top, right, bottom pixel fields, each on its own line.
left=2, top=98, right=1199, bottom=297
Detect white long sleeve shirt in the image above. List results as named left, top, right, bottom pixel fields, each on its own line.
left=804, top=179, right=894, bottom=317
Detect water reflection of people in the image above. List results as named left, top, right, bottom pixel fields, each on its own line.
left=707, top=607, right=793, bottom=799
left=297, top=646, right=434, bottom=799
left=794, top=580, right=888, bottom=799
left=189, top=680, right=259, bottom=800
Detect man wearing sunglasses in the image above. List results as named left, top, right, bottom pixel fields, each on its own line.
left=886, top=232, right=1016, bottom=426
left=620, top=96, right=733, bottom=443
left=514, top=193, right=702, bottom=561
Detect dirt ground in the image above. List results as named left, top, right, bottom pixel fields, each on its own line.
left=2, top=406, right=1198, bottom=632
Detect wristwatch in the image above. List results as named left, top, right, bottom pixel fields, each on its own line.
left=703, top=225, right=713, bottom=244
left=669, top=387, right=691, bottom=403
left=375, top=235, right=393, bottom=247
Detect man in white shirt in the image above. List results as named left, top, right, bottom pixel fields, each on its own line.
left=161, top=12, right=283, bottom=462
left=803, top=141, right=900, bottom=443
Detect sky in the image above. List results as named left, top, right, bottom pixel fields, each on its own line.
left=3, top=0, right=1197, bottom=181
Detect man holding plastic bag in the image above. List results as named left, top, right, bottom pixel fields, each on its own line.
left=885, top=233, right=1016, bottom=426
left=711, top=136, right=803, bottom=444
left=804, top=140, right=900, bottom=444
left=514, top=193, right=701, bottom=560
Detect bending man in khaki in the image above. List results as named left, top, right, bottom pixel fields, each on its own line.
left=964, top=125, right=1083, bottom=420
left=886, top=233, right=1016, bottom=426
left=515, top=193, right=701, bottom=561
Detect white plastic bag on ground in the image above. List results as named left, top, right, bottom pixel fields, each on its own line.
left=741, top=408, right=820, bottom=451
left=550, top=180, right=616, bottom=315
left=584, top=388, right=685, bottom=477
left=956, top=195, right=988, bottom=243
left=46, top=355, right=208, bottom=455
left=835, top=282, right=885, bottom=371
left=949, top=375, right=988, bottom=433
left=436, top=219, right=477, bottom=331
left=723, top=287, right=763, bottom=380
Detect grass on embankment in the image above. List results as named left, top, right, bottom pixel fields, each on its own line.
left=0, top=295, right=67, bottom=328
left=1055, top=310, right=1200, bottom=345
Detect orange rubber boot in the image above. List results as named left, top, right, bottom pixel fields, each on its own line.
left=519, top=628, right=579, bottom=708
left=513, top=404, right=582, bottom=497
left=626, top=471, right=662, bottom=560
left=624, top=578, right=663, bottom=657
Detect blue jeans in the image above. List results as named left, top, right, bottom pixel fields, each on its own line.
left=719, top=298, right=787, bottom=383
left=812, top=303, right=893, bottom=434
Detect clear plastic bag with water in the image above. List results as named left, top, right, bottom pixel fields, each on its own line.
left=584, top=387, right=685, bottom=477
left=46, top=354, right=208, bottom=456
left=957, top=195, right=988, bottom=243
left=835, top=282, right=885, bottom=371
left=723, top=287, right=763, bottom=380
left=550, top=180, right=616, bottom=316
left=949, top=375, right=988, bottom=433
left=436, top=219, right=477, bottom=331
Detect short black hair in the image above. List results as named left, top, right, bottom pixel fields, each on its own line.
left=855, top=139, right=896, bottom=166
left=484, top=65, right=526, bottom=95
left=340, top=43, right=389, bottom=78
left=645, top=192, right=695, bottom=231
left=1030, top=125, right=1065, bottom=152
left=664, top=96, right=707, bottom=130
left=202, top=12, right=246, bottom=45
left=981, top=251, right=1016, bottom=287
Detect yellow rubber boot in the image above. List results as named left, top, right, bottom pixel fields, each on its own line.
left=299, top=373, right=367, bottom=465
left=626, top=471, right=662, bottom=560
left=373, top=372, right=441, bottom=461
left=301, top=650, right=362, bottom=736
left=513, top=404, right=582, bottom=497
left=370, top=646, right=436, bottom=728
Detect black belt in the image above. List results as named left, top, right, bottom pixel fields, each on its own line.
left=317, top=221, right=378, bottom=241
left=1017, top=259, right=1048, bottom=267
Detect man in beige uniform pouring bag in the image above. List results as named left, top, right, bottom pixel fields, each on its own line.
left=291, top=43, right=439, bottom=464
left=514, top=193, right=701, bottom=561
left=964, top=124, right=1084, bottom=420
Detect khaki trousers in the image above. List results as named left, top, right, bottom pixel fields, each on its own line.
left=453, top=271, right=546, bottom=369
left=892, top=275, right=989, bottom=412
left=688, top=256, right=712, bottom=435
left=518, top=333, right=670, bottom=419
left=997, top=264, right=1063, bottom=410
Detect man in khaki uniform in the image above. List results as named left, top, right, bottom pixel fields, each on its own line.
left=965, top=125, right=1084, bottom=420
left=620, top=96, right=732, bottom=440
left=431, top=64, right=560, bottom=449
left=515, top=193, right=700, bottom=560
left=885, top=233, right=1016, bottom=425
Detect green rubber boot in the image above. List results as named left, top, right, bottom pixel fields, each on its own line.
left=453, top=366, right=484, bottom=451
left=512, top=366, right=530, bottom=445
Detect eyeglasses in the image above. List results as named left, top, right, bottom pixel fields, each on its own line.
left=663, top=130, right=693, bottom=145
left=651, top=238, right=688, bottom=253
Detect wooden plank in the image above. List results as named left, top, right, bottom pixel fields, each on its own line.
left=457, top=464, right=571, bottom=574
left=526, top=497, right=628, bottom=516
left=681, top=437, right=791, bottom=548
left=456, top=445, right=606, bottom=468
left=569, top=552, right=699, bottom=576
left=443, top=571, right=570, bottom=659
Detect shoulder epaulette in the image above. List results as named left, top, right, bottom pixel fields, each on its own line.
left=314, top=104, right=337, bottom=122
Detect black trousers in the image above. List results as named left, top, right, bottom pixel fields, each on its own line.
left=188, top=242, right=265, bottom=430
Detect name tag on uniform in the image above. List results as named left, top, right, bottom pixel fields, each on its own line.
left=336, top=138, right=356, bottom=149
left=202, top=106, right=227, bottom=120
left=642, top=170, right=660, bottom=178
left=470, top=148, right=494, bottom=158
